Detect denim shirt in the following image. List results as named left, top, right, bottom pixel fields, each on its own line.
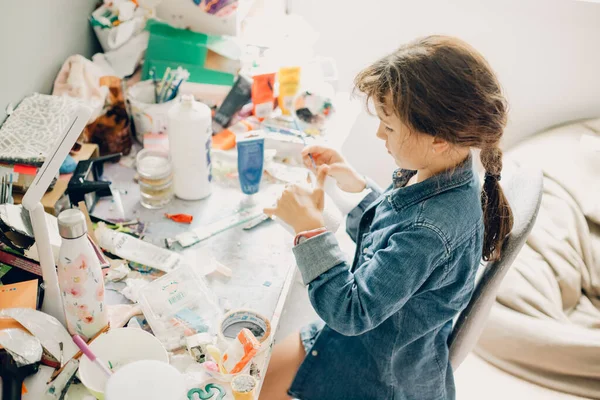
left=289, top=157, right=483, bottom=400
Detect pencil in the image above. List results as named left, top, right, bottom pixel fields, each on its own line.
left=149, top=68, right=158, bottom=104
left=7, top=173, right=12, bottom=204
left=308, top=153, right=317, bottom=170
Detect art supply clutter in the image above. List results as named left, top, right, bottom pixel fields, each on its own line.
left=0, top=6, right=343, bottom=399
left=137, top=265, right=221, bottom=351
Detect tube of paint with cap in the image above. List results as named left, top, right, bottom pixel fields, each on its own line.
left=236, top=133, right=265, bottom=195
left=213, top=75, right=252, bottom=132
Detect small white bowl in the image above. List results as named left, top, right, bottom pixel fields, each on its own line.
left=79, top=328, right=169, bottom=399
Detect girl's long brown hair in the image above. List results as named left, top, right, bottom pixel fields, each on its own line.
left=354, top=35, right=513, bottom=261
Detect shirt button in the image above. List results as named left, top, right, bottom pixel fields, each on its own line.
left=311, top=350, right=318, bottom=357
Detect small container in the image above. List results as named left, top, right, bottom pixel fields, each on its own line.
left=136, top=149, right=174, bottom=209
left=231, top=374, right=258, bottom=400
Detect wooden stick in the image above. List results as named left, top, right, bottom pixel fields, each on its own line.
left=48, top=324, right=110, bottom=383
left=78, top=201, right=98, bottom=244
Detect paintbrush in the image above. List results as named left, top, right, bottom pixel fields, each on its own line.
left=308, top=153, right=317, bottom=170
left=1, top=175, right=5, bottom=203
left=156, top=67, right=171, bottom=104
left=72, top=335, right=112, bottom=377
left=48, top=324, right=110, bottom=383
left=7, top=173, right=13, bottom=204
left=166, top=68, right=190, bottom=101
left=159, top=71, right=177, bottom=103
left=149, top=67, right=158, bottom=104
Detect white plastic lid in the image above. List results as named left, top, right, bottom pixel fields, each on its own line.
left=105, top=360, right=185, bottom=400
left=136, top=149, right=172, bottom=180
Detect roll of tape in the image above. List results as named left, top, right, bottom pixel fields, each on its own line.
left=218, top=309, right=271, bottom=350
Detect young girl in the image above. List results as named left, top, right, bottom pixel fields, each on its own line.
left=261, top=35, right=513, bottom=400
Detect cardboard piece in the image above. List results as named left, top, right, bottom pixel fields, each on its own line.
left=0, top=280, right=39, bottom=337
left=13, top=143, right=100, bottom=215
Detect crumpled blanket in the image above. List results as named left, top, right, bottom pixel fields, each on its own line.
left=53, top=54, right=109, bottom=122
left=476, top=119, right=600, bottom=399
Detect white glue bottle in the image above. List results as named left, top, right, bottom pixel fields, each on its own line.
left=57, top=209, right=108, bottom=339
left=168, top=94, right=213, bottom=200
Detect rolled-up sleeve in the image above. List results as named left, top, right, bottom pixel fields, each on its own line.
left=293, top=227, right=448, bottom=336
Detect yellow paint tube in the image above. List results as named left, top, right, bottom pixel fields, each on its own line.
left=278, top=66, right=301, bottom=116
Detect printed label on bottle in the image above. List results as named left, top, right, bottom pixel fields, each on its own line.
left=206, top=126, right=213, bottom=182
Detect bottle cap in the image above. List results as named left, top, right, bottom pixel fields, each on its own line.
left=58, top=208, right=87, bottom=239
left=181, top=94, right=195, bottom=107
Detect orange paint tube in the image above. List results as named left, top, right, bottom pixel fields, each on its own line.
left=222, top=328, right=261, bottom=374
left=212, top=118, right=259, bottom=151
left=251, top=73, right=275, bottom=120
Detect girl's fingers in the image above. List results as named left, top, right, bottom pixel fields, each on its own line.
left=293, top=184, right=312, bottom=195
left=316, top=165, right=329, bottom=189
left=301, top=145, right=324, bottom=157
left=263, top=207, right=277, bottom=216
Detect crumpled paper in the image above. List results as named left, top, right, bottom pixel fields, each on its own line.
left=0, top=328, right=42, bottom=366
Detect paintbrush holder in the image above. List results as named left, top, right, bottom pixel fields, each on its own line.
left=126, top=80, right=180, bottom=143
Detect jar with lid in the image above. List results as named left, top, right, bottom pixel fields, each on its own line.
left=136, top=149, right=174, bottom=209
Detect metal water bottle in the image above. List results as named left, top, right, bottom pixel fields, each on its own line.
left=57, top=209, right=108, bottom=339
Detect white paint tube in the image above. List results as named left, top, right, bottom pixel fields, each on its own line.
left=95, top=223, right=181, bottom=272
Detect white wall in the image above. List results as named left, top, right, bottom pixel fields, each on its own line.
left=291, top=0, right=600, bottom=187
left=0, top=0, right=100, bottom=124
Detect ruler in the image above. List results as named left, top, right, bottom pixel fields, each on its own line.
left=174, top=207, right=265, bottom=248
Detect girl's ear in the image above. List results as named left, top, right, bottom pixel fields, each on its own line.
left=431, top=136, right=450, bottom=154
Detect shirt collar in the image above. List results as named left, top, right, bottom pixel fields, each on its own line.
left=388, top=155, right=474, bottom=211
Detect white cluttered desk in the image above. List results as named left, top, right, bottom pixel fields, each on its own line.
left=14, top=92, right=360, bottom=400
left=57, top=161, right=298, bottom=400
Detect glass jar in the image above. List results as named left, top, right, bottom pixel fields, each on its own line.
left=136, top=149, right=174, bottom=209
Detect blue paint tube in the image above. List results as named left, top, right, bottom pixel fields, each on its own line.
left=237, top=133, right=265, bottom=195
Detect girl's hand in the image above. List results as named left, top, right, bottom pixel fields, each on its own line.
left=302, top=145, right=367, bottom=193
left=264, top=166, right=328, bottom=234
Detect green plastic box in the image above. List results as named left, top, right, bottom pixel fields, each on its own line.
left=142, top=20, right=234, bottom=87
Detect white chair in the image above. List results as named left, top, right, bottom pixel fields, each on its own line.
left=448, top=161, right=544, bottom=370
